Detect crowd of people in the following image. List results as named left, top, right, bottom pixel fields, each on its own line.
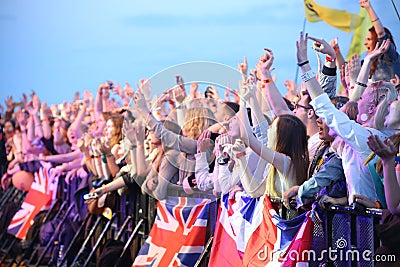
left=1, top=0, right=400, bottom=265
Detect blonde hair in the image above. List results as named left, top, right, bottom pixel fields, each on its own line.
left=183, top=107, right=216, bottom=140
left=363, top=82, right=397, bottom=130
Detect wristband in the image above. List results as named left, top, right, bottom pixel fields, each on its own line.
left=138, top=145, right=145, bottom=150
left=325, top=55, right=336, bottom=62
left=371, top=18, right=380, bottom=22
left=395, top=167, right=400, bottom=171
left=263, top=78, right=272, bottom=84
left=86, top=157, right=92, bottom=162
left=301, top=70, right=316, bottom=83
left=103, top=186, right=109, bottom=193
left=297, top=60, right=309, bottom=67
left=355, top=81, right=367, bottom=87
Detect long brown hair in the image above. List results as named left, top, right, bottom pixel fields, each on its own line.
left=275, top=114, right=309, bottom=185
left=368, top=27, right=379, bottom=78
left=108, top=115, right=124, bottom=148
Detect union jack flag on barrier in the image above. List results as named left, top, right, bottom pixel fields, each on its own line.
left=8, top=162, right=58, bottom=240
left=209, top=192, right=314, bottom=267
left=132, top=197, right=210, bottom=267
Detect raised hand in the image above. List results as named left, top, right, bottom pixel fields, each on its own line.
left=32, top=94, right=41, bottom=115
left=258, top=48, right=275, bottom=75
left=296, top=32, right=309, bottom=64
left=207, top=86, right=221, bottom=100
left=238, top=56, right=248, bottom=78
left=123, top=119, right=137, bottom=145
left=140, top=78, right=152, bottom=98
left=308, top=35, right=336, bottom=58
left=15, top=110, right=27, bottom=128
left=5, top=96, right=14, bottom=111
left=359, top=0, right=371, bottom=9
left=364, top=40, right=391, bottom=63
left=239, top=80, right=256, bottom=102
left=83, top=90, right=94, bottom=106
left=99, top=137, right=112, bottom=155
left=367, top=134, right=397, bottom=161
left=172, top=85, right=187, bottom=105
left=124, top=82, right=134, bottom=99
left=348, top=55, right=361, bottom=85
left=330, top=37, right=340, bottom=54
left=215, top=134, right=232, bottom=157
left=91, top=138, right=102, bottom=156
left=197, top=130, right=213, bottom=153
left=18, top=93, right=27, bottom=108
left=133, top=88, right=150, bottom=116
left=189, top=82, right=198, bottom=98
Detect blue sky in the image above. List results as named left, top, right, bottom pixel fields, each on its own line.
left=0, top=0, right=399, bottom=106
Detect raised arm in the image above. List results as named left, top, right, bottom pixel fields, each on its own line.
left=40, top=102, right=52, bottom=139
left=349, top=40, right=390, bottom=101
left=260, top=49, right=292, bottom=116
left=296, top=33, right=325, bottom=99
left=134, top=88, right=197, bottom=154
left=360, top=0, right=384, bottom=38
left=237, top=87, right=286, bottom=174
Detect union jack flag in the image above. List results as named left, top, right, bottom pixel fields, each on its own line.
left=8, top=162, right=58, bottom=240
left=132, top=197, right=210, bottom=267
left=209, top=192, right=314, bottom=267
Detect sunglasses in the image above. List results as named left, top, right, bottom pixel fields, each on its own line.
left=294, top=103, right=313, bottom=110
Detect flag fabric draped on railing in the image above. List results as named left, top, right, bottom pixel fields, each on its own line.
left=8, top=163, right=58, bottom=240
left=132, top=197, right=210, bottom=267
left=209, top=192, right=315, bottom=267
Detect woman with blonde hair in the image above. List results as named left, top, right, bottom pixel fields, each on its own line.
left=133, top=89, right=217, bottom=197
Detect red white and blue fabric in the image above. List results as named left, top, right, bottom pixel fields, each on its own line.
left=8, top=162, right=58, bottom=240
left=209, top=192, right=314, bottom=267
left=132, top=197, right=210, bottom=267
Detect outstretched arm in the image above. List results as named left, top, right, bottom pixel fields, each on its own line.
left=349, top=40, right=390, bottom=101
left=360, top=0, right=385, bottom=38
left=260, top=49, right=292, bottom=116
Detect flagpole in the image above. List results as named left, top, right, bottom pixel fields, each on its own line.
left=390, top=0, right=400, bottom=21
left=295, top=18, right=307, bottom=85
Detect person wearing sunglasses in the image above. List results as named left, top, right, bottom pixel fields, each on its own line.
left=297, top=32, right=398, bottom=208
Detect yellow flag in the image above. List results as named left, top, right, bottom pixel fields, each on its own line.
left=346, top=8, right=373, bottom=59
left=304, top=0, right=362, bottom=32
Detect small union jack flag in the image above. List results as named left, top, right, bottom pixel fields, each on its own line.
left=8, top=162, right=58, bottom=240
left=132, top=197, right=210, bottom=267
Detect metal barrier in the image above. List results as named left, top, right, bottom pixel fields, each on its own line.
left=310, top=205, right=382, bottom=267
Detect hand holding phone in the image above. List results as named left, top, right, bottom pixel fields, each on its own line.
left=83, top=193, right=98, bottom=200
